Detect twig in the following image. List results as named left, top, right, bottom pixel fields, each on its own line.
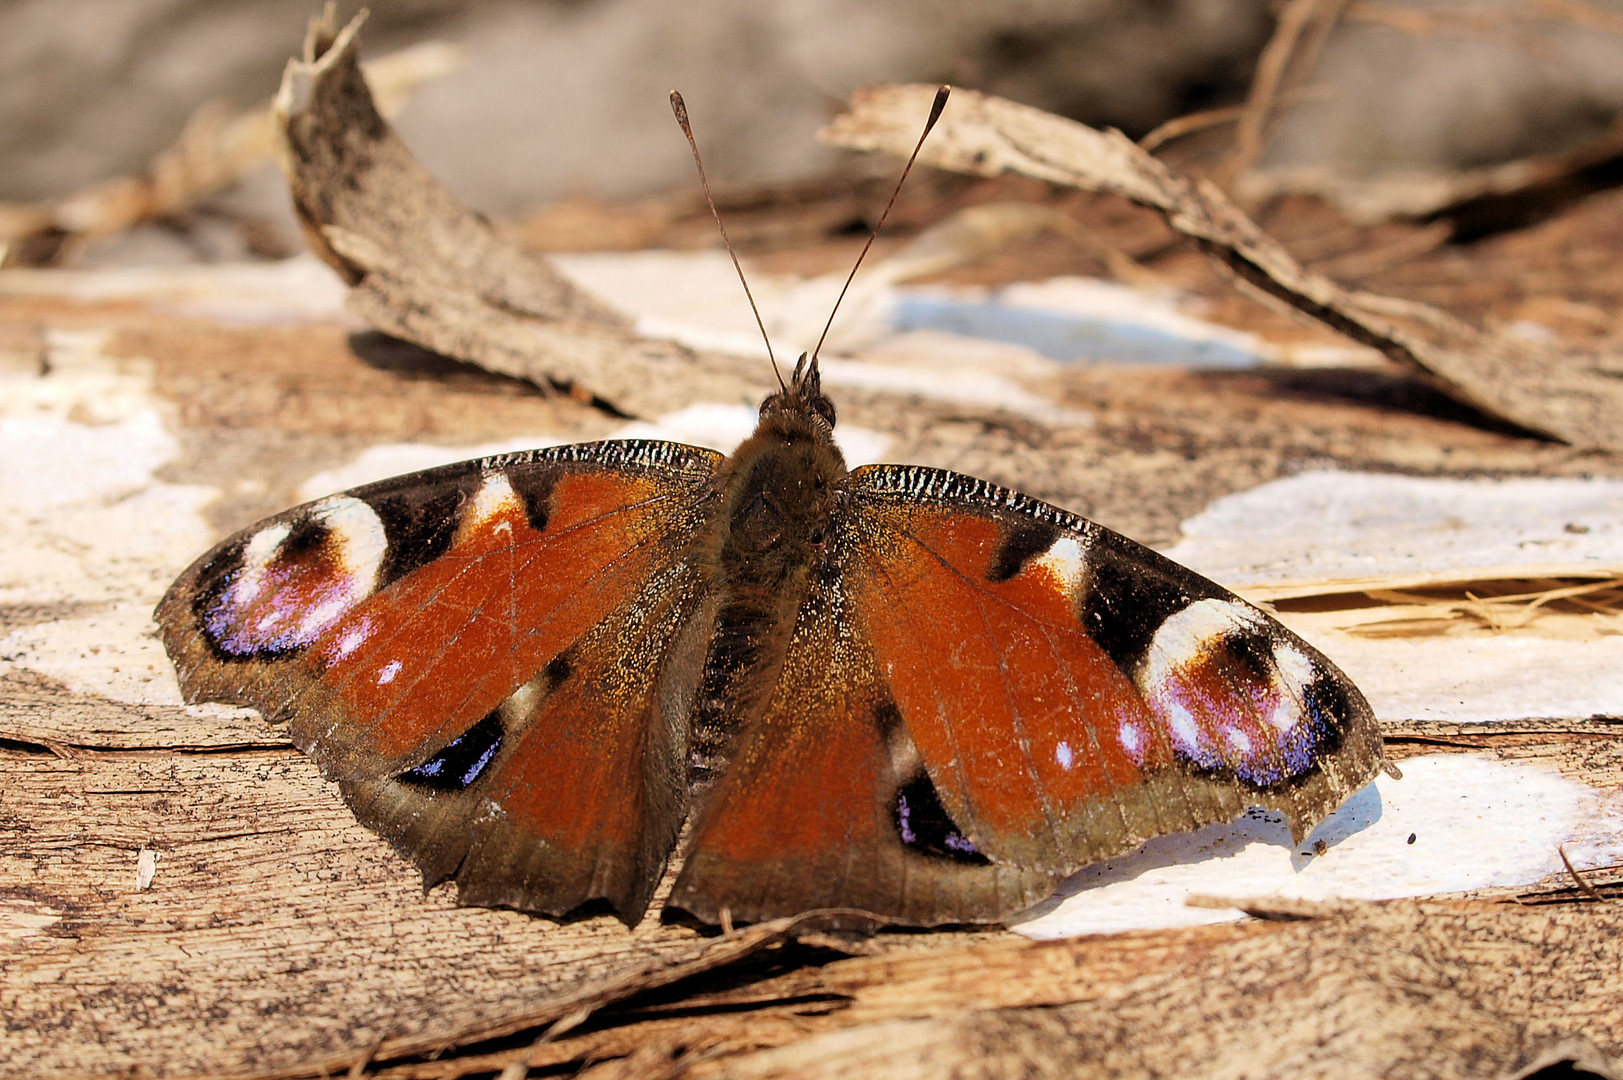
left=1351, top=0, right=1623, bottom=37
left=1307, top=220, right=1452, bottom=279
left=1139, top=85, right=1334, bottom=154
left=0, top=39, right=462, bottom=267
left=1558, top=845, right=1612, bottom=903
left=1219, top=0, right=1349, bottom=188
left=824, top=82, right=1623, bottom=449
left=1345, top=1, right=1576, bottom=60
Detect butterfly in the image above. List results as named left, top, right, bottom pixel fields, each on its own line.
left=156, top=86, right=1386, bottom=929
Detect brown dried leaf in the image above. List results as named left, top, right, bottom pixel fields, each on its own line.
left=273, top=11, right=759, bottom=417
left=823, top=84, right=1623, bottom=450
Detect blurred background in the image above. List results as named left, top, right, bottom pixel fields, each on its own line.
left=5, top=0, right=1623, bottom=267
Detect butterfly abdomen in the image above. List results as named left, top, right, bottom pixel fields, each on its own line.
left=685, top=401, right=848, bottom=788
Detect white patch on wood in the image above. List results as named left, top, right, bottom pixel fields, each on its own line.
left=0, top=326, right=219, bottom=609
left=377, top=659, right=403, bottom=686
left=1013, top=754, right=1623, bottom=940
left=0, top=605, right=252, bottom=723
left=0, top=896, right=64, bottom=944
left=295, top=436, right=562, bottom=503
left=1055, top=741, right=1074, bottom=769
left=135, top=848, right=159, bottom=892
left=1163, top=471, right=1623, bottom=598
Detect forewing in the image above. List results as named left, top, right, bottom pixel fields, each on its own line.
left=157, top=440, right=722, bottom=920
left=839, top=464, right=1385, bottom=877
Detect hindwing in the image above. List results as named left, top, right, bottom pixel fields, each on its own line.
left=158, top=440, right=723, bottom=920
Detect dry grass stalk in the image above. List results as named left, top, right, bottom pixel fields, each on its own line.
left=1559, top=846, right=1615, bottom=904
left=1139, top=85, right=1334, bottom=154
left=1342, top=575, right=1623, bottom=638
left=1345, top=0, right=1623, bottom=62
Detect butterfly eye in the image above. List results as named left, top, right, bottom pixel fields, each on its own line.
left=810, top=395, right=836, bottom=427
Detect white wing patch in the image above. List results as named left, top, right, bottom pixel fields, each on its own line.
left=1030, top=535, right=1088, bottom=604
left=1137, top=597, right=1321, bottom=784
left=231, top=522, right=292, bottom=606
left=309, top=495, right=389, bottom=583
left=1140, top=598, right=1265, bottom=692
left=456, top=472, right=523, bottom=544
left=206, top=496, right=387, bottom=656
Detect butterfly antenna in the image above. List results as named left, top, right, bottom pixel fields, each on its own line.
left=808, top=84, right=950, bottom=370
left=670, top=90, right=785, bottom=393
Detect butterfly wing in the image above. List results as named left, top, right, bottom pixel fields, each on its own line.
left=673, top=463, right=1382, bottom=925
left=669, top=578, right=1062, bottom=927
left=157, top=440, right=723, bottom=921
left=842, top=464, right=1384, bottom=876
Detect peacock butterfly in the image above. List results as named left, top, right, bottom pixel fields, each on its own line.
left=156, top=87, right=1386, bottom=928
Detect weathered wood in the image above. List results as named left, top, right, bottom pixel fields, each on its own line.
left=5, top=666, right=1621, bottom=1078
left=278, top=899, right=1623, bottom=1080
left=3, top=741, right=702, bottom=1076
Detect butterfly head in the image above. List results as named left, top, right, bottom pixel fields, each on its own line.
left=758, top=351, right=836, bottom=432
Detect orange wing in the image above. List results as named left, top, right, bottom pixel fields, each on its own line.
left=673, top=463, right=1383, bottom=924
left=841, top=464, right=1384, bottom=876
left=159, top=440, right=721, bottom=920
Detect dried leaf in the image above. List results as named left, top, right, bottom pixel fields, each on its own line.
left=273, top=11, right=759, bottom=417
left=823, top=84, right=1623, bottom=450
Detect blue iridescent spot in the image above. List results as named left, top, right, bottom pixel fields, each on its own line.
left=398, top=710, right=503, bottom=791
left=895, top=774, right=988, bottom=865
left=1227, top=684, right=1333, bottom=788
